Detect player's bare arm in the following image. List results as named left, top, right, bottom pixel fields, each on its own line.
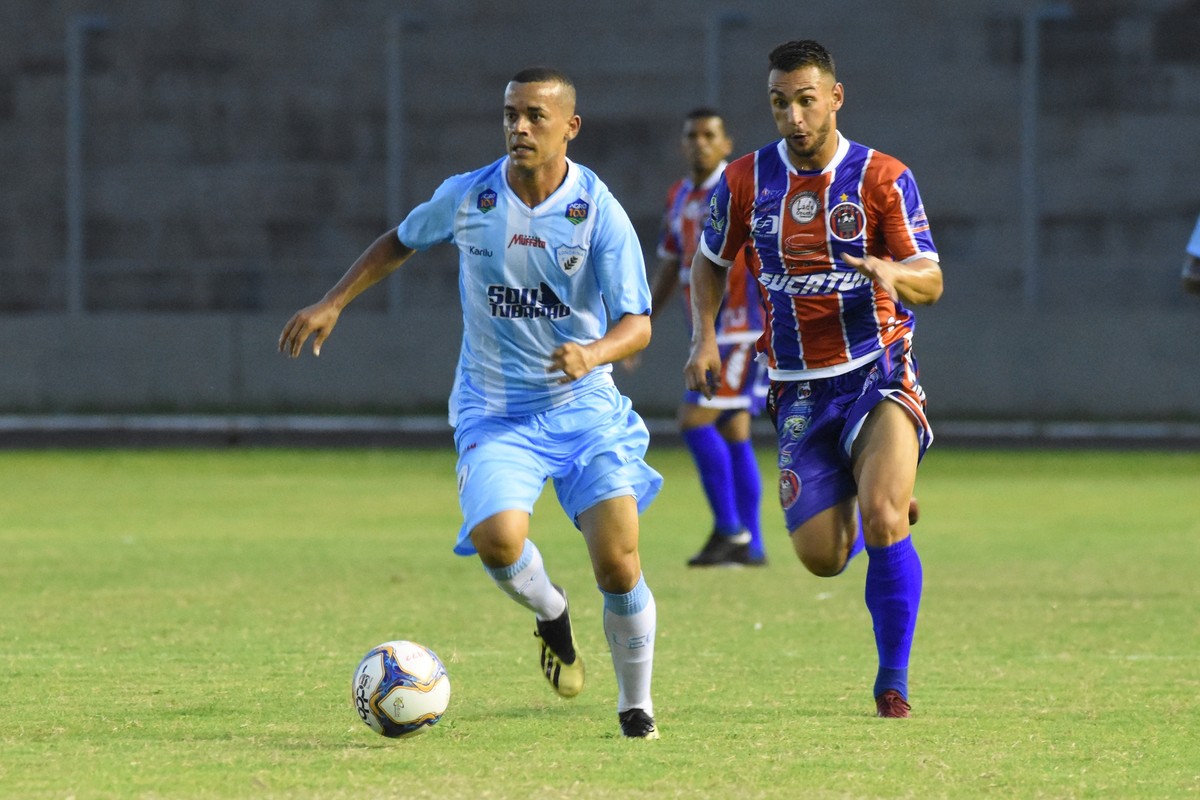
left=683, top=250, right=728, bottom=398
left=842, top=254, right=943, bottom=306
left=550, top=312, right=651, bottom=383
left=278, top=233, right=416, bottom=358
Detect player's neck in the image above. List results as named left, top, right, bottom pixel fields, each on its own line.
left=506, top=159, right=569, bottom=208
left=689, top=164, right=719, bottom=186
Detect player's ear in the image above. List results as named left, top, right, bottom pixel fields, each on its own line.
left=831, top=81, right=845, bottom=111
left=565, top=114, right=581, bottom=142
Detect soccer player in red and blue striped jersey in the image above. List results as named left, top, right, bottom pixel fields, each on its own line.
left=686, top=40, right=944, bottom=718
left=648, top=109, right=769, bottom=567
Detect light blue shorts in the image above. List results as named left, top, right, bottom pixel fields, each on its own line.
left=451, top=384, right=663, bottom=556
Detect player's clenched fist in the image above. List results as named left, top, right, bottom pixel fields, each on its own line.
left=683, top=338, right=721, bottom=399
left=278, top=301, right=341, bottom=358
left=548, top=342, right=594, bottom=383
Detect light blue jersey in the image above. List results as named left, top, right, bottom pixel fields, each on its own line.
left=397, top=157, right=651, bottom=425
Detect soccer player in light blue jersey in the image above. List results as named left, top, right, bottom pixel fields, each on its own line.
left=279, top=68, right=663, bottom=739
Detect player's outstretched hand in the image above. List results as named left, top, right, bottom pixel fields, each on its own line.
left=683, top=338, right=721, bottom=400
left=843, top=253, right=899, bottom=302
left=549, top=342, right=594, bottom=383
left=278, top=301, right=341, bottom=358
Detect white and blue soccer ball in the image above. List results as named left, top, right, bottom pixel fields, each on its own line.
left=351, top=640, right=451, bottom=738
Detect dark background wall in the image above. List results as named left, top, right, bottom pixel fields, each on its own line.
left=2, top=0, right=1199, bottom=420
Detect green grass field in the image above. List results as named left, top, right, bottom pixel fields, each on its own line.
left=1, top=446, right=1198, bottom=799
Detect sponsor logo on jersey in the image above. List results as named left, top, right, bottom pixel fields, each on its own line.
left=829, top=200, right=866, bottom=242
left=759, top=270, right=871, bottom=296
left=468, top=245, right=493, bottom=258
left=477, top=189, right=497, bottom=213
left=566, top=199, right=589, bottom=225
left=753, top=214, right=779, bottom=236
left=508, top=233, right=547, bottom=249
left=789, top=191, right=820, bottom=224
left=487, top=282, right=572, bottom=319
left=779, top=469, right=801, bottom=509
left=783, top=233, right=824, bottom=260
left=555, top=245, right=586, bottom=276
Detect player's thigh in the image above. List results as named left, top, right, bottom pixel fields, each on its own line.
left=578, top=495, right=641, bottom=594
left=551, top=387, right=663, bottom=527
left=453, top=416, right=548, bottom=558
left=677, top=401, right=722, bottom=430
left=716, top=409, right=751, bottom=441
left=789, top=497, right=859, bottom=577
left=850, top=399, right=920, bottom=547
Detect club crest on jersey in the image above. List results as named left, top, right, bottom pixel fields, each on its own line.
left=779, top=469, right=801, bottom=509
left=789, top=191, right=820, bottom=224
left=477, top=189, right=497, bottom=213
left=566, top=199, right=589, bottom=225
left=829, top=200, right=866, bottom=241
left=556, top=245, right=586, bottom=276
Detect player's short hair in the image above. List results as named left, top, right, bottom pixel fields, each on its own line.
left=510, top=66, right=575, bottom=91
left=768, top=40, right=836, bottom=78
left=685, top=106, right=723, bottom=123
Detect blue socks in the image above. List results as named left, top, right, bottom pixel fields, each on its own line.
left=726, top=438, right=765, bottom=559
left=682, top=426, right=740, bottom=535
left=864, top=536, right=923, bottom=700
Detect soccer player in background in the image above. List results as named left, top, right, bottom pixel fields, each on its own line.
left=685, top=40, right=943, bottom=718
left=279, top=68, right=663, bottom=739
left=1182, top=212, right=1200, bottom=294
left=645, top=108, right=769, bottom=567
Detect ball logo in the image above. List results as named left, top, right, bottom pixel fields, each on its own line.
left=779, top=470, right=802, bottom=509
left=829, top=201, right=865, bottom=242
left=789, top=192, right=820, bottom=224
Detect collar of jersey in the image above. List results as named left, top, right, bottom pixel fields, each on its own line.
left=501, top=157, right=581, bottom=216
left=775, top=131, right=849, bottom=176
left=686, top=161, right=728, bottom=193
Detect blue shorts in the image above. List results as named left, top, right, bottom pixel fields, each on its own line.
left=682, top=340, right=770, bottom=418
left=451, top=383, right=663, bottom=555
left=770, top=337, right=933, bottom=531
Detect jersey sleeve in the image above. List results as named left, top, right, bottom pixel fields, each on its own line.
left=591, top=192, right=652, bottom=319
left=655, top=183, right=682, bottom=261
left=395, top=174, right=469, bottom=251
left=699, top=169, right=750, bottom=268
left=872, top=167, right=938, bottom=263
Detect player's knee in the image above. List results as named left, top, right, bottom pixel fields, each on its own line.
left=470, top=522, right=526, bottom=568
left=790, top=532, right=845, bottom=577
left=591, top=553, right=641, bottom=594
left=858, top=498, right=908, bottom=547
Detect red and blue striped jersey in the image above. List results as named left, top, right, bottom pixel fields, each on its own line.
left=699, top=134, right=937, bottom=379
left=658, top=164, right=764, bottom=345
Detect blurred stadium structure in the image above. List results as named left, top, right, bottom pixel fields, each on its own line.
left=1, top=0, right=1199, bottom=433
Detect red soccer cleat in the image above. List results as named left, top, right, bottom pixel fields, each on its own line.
left=875, top=689, right=912, bottom=718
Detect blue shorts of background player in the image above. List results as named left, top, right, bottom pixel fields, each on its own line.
left=453, top=383, right=662, bottom=556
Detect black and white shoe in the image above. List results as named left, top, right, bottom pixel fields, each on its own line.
left=686, top=530, right=763, bottom=567
left=534, top=585, right=584, bottom=698
left=618, top=708, right=660, bottom=739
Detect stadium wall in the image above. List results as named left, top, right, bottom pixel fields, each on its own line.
left=2, top=1, right=1200, bottom=420
left=3, top=305, right=1198, bottom=421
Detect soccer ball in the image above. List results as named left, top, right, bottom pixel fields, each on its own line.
left=351, top=640, right=451, bottom=738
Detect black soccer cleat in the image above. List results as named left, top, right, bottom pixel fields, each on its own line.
left=686, top=529, right=763, bottom=567
left=618, top=708, right=660, bottom=739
